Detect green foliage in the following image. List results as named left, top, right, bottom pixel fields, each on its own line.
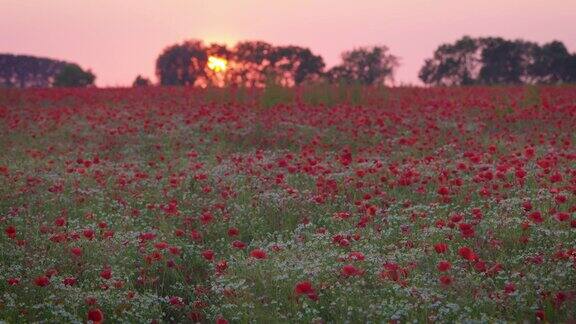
left=259, top=77, right=295, bottom=108
left=300, top=83, right=344, bottom=106
left=258, top=82, right=391, bottom=108
left=204, top=86, right=255, bottom=105
left=327, top=46, right=399, bottom=85
left=520, top=84, right=542, bottom=108
left=53, top=64, right=95, bottom=88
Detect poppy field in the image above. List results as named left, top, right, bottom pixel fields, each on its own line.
left=0, top=85, right=575, bottom=323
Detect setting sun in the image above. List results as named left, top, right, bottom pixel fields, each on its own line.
left=207, top=56, right=228, bottom=72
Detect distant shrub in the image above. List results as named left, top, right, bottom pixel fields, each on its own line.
left=53, top=64, right=95, bottom=88
left=132, top=75, right=152, bottom=87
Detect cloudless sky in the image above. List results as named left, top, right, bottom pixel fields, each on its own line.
left=1, top=0, right=575, bottom=86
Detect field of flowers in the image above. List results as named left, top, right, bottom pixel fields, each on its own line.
left=0, top=85, right=575, bottom=323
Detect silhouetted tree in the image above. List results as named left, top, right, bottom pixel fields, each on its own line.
left=268, top=46, right=325, bottom=86
left=419, top=37, right=480, bottom=86
left=155, top=40, right=325, bottom=87
left=328, top=46, right=399, bottom=85
left=420, top=36, right=576, bottom=85
left=477, top=38, right=537, bottom=85
left=564, top=55, right=576, bottom=83
left=155, top=40, right=208, bottom=86
left=0, top=54, right=76, bottom=88
left=53, top=64, right=95, bottom=88
left=529, top=41, right=574, bottom=84
left=230, top=41, right=274, bottom=87
left=133, top=75, right=151, bottom=87
left=325, top=65, right=353, bottom=84
left=229, top=42, right=324, bottom=86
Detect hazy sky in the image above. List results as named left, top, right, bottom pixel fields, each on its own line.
left=1, top=0, right=575, bottom=86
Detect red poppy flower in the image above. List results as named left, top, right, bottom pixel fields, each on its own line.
left=439, top=275, right=453, bottom=286
left=169, top=296, right=184, bottom=307
left=249, top=249, right=267, bottom=259
left=232, top=240, right=246, bottom=249
left=458, top=246, right=477, bottom=261
left=100, top=268, right=112, bottom=280
left=437, top=186, right=450, bottom=196
left=216, top=259, right=228, bottom=273
left=528, top=211, right=544, bottom=224
left=437, top=260, right=451, bottom=272
left=34, top=275, right=50, bottom=287
left=5, top=226, right=16, bottom=239
left=202, top=249, right=215, bottom=261
left=71, top=247, right=83, bottom=257
left=434, top=243, right=448, bottom=254
left=348, top=251, right=365, bottom=261
left=216, top=315, right=229, bottom=324
left=504, top=282, right=516, bottom=294
left=227, top=227, right=239, bottom=237
left=294, top=281, right=318, bottom=301
left=63, top=277, right=77, bottom=286
left=341, top=264, right=362, bottom=277
left=83, top=228, right=95, bottom=240
left=294, top=281, right=314, bottom=295
left=200, top=212, right=214, bottom=225
left=87, top=308, right=104, bottom=323
left=554, top=212, right=569, bottom=222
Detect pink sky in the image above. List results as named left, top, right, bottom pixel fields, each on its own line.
left=1, top=0, right=575, bottom=87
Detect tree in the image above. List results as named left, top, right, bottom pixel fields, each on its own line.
left=328, top=46, right=399, bottom=85
left=477, top=38, right=537, bottom=85
left=529, top=41, right=574, bottom=84
left=155, top=40, right=208, bottom=86
left=325, top=65, right=354, bottom=84
left=132, top=75, right=151, bottom=87
left=563, top=55, right=576, bottom=83
left=269, top=46, right=325, bottom=85
left=420, top=36, right=576, bottom=85
left=53, top=64, right=95, bottom=88
left=229, top=41, right=275, bottom=87
left=0, top=54, right=73, bottom=88
left=228, top=42, right=325, bottom=87
left=419, top=37, right=480, bottom=86
left=155, top=40, right=325, bottom=87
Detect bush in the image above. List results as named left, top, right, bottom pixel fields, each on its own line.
left=53, top=64, right=95, bottom=88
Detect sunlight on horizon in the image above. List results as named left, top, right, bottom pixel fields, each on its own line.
left=1, top=0, right=574, bottom=86
left=207, top=56, right=228, bottom=72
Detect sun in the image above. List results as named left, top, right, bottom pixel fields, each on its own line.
left=207, top=56, right=228, bottom=72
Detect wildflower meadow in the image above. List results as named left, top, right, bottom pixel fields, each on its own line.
left=0, top=85, right=575, bottom=323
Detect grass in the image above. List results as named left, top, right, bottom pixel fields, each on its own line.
left=0, top=85, right=575, bottom=323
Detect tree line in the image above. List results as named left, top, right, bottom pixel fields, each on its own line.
left=153, top=40, right=398, bottom=88
left=1, top=35, right=574, bottom=89
left=420, top=36, right=576, bottom=85
left=0, top=54, right=95, bottom=88
left=154, top=37, right=575, bottom=87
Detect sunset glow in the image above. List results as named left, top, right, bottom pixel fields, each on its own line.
left=207, top=56, right=228, bottom=72
left=1, top=0, right=574, bottom=86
